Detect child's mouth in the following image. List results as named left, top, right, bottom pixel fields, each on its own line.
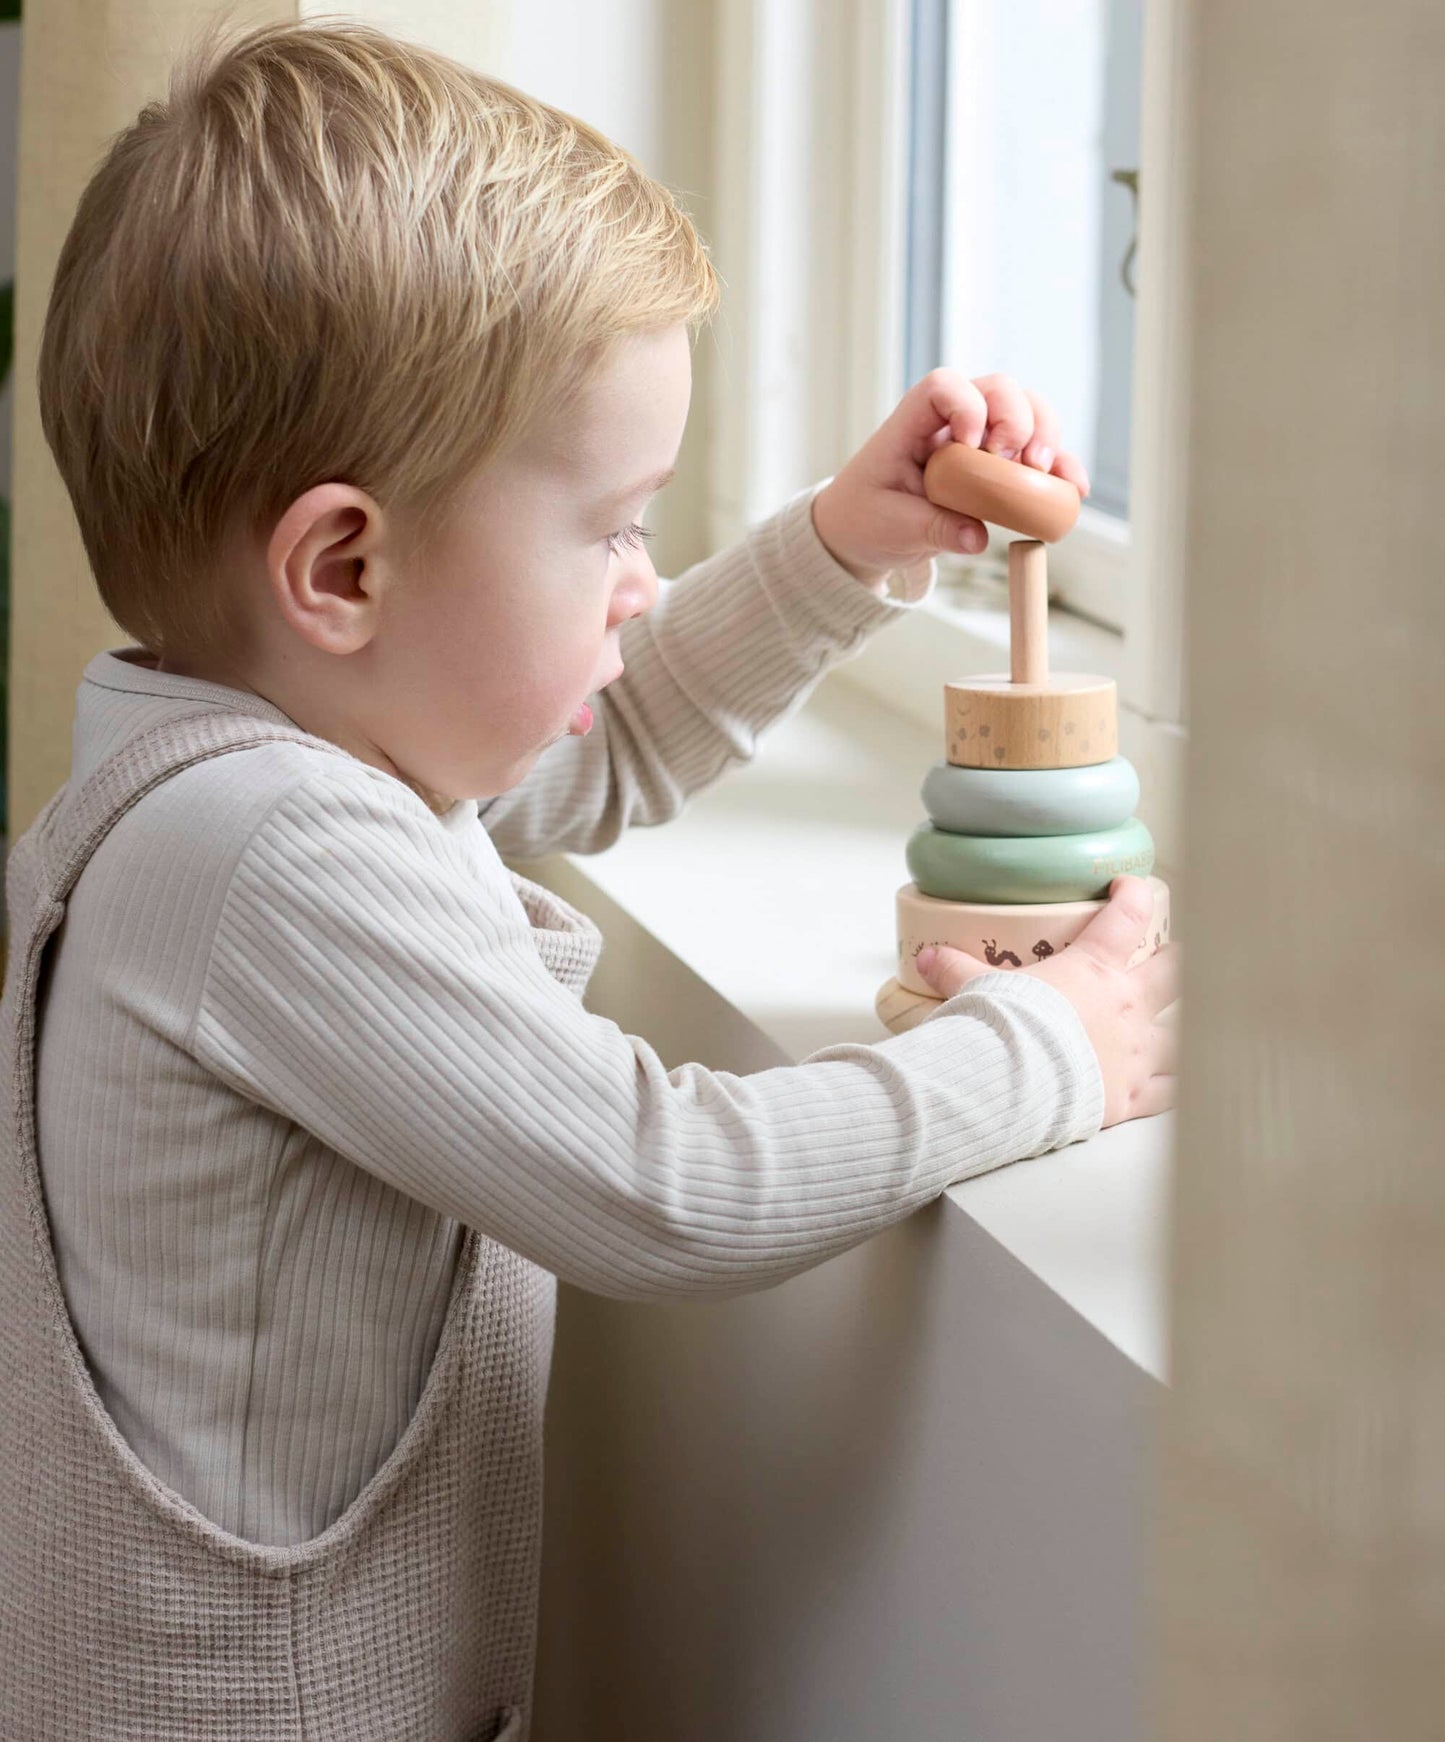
left=568, top=702, right=594, bottom=735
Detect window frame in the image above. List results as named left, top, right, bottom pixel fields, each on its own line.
left=932, top=0, right=1142, bottom=634
left=707, top=0, right=1189, bottom=869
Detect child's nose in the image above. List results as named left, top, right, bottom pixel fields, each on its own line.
left=612, top=555, right=659, bottom=625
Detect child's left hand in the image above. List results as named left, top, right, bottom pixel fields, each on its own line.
left=810, top=369, right=1092, bottom=585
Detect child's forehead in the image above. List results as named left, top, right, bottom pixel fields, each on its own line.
left=501, top=434, right=623, bottom=499
left=458, top=432, right=662, bottom=518
left=512, top=329, right=690, bottom=494
left=518, top=423, right=673, bottom=504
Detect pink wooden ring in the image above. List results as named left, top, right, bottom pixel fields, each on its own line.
left=923, top=443, right=1082, bottom=543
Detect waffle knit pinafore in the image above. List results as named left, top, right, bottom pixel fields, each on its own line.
left=0, top=709, right=604, bottom=1741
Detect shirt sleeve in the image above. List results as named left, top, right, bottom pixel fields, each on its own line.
left=188, top=767, right=1105, bottom=1304
left=477, top=477, right=937, bottom=860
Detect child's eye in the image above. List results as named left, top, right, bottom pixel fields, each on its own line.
left=606, top=521, right=655, bottom=558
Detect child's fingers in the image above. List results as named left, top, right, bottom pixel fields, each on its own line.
left=891, top=369, right=1091, bottom=505
left=1067, top=876, right=1157, bottom=969
left=895, top=369, right=992, bottom=463
left=1150, top=1018, right=1180, bottom=1078
left=1021, top=390, right=1061, bottom=471
left=1051, top=447, right=1091, bottom=497
left=971, top=372, right=1036, bottom=460
left=910, top=497, right=989, bottom=555
left=1140, top=941, right=1183, bottom=1016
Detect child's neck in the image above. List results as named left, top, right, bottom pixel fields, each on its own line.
left=150, top=652, right=461, bottom=819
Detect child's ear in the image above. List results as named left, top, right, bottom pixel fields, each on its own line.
left=266, top=483, right=388, bottom=655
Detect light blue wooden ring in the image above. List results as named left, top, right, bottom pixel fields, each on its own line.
left=906, top=817, right=1155, bottom=903
left=920, top=756, right=1140, bottom=837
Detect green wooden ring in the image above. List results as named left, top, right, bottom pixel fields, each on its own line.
left=920, top=756, right=1140, bottom=837
left=905, top=816, right=1155, bottom=903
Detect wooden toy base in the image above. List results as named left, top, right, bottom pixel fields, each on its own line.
left=875, top=976, right=943, bottom=1035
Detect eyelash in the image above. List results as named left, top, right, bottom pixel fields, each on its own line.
left=606, top=521, right=654, bottom=558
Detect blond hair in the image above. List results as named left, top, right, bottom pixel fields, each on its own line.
left=37, top=14, right=721, bottom=662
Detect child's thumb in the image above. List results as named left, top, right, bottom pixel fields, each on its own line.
left=914, top=943, right=994, bottom=998
left=892, top=489, right=989, bottom=557
left=1067, top=875, right=1156, bottom=968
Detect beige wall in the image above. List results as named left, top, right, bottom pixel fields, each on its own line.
left=10, top=0, right=290, bottom=837
left=1155, top=3, right=1445, bottom=1737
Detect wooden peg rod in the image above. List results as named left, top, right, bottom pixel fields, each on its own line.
left=1009, top=540, right=1049, bottom=686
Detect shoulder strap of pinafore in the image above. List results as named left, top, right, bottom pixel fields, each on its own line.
left=27, top=708, right=352, bottom=916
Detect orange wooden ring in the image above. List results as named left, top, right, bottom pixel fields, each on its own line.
left=923, top=443, right=1082, bottom=543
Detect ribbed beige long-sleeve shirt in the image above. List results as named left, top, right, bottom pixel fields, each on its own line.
left=34, top=478, right=1104, bottom=1547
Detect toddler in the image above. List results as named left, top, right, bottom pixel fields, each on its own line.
left=0, top=17, right=1177, bottom=1741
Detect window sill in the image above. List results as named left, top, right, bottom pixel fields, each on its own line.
left=510, top=667, right=1172, bottom=1383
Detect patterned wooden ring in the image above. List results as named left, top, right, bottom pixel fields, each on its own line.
left=892, top=876, right=1172, bottom=1000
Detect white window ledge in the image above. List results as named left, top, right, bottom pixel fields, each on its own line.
left=510, top=665, right=1173, bottom=1384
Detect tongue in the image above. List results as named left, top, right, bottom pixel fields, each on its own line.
left=569, top=702, right=594, bottom=735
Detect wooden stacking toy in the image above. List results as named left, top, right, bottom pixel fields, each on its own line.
left=876, top=443, right=1171, bottom=1036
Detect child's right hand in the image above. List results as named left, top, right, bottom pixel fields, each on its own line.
left=914, top=876, right=1180, bottom=1128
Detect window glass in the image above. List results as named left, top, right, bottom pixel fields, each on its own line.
left=914, top=0, right=1142, bottom=522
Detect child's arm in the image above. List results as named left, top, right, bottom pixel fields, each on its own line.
left=189, top=766, right=1107, bottom=1302
left=480, top=369, right=1085, bottom=861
